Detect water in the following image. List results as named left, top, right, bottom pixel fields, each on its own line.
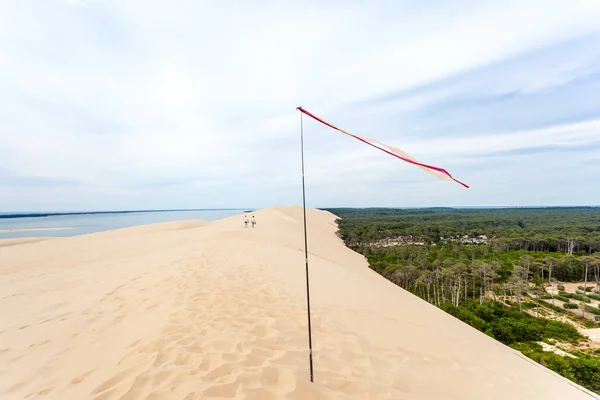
left=0, top=209, right=249, bottom=239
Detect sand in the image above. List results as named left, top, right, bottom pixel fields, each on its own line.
left=0, top=206, right=598, bottom=399
left=0, top=237, right=55, bottom=249
left=0, top=228, right=74, bottom=233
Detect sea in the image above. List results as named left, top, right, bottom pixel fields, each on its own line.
left=0, top=209, right=249, bottom=240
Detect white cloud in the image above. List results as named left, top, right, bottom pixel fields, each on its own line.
left=0, top=0, right=600, bottom=210
left=404, top=120, right=600, bottom=160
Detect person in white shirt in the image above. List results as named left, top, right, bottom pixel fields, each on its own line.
left=251, top=216, right=256, bottom=228
left=243, top=215, right=249, bottom=228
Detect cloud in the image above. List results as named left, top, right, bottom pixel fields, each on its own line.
left=1, top=0, right=600, bottom=211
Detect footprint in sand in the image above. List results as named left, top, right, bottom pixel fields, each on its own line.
left=6, top=381, right=28, bottom=393
left=202, top=363, right=238, bottom=381
left=71, top=370, right=94, bottom=384
left=146, top=302, right=160, bottom=311
left=241, top=387, right=280, bottom=400
left=94, top=387, right=122, bottom=400
left=201, top=381, right=240, bottom=398
left=91, top=367, right=139, bottom=396
left=260, top=366, right=297, bottom=393
left=37, top=387, right=54, bottom=395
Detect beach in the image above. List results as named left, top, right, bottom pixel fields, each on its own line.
left=0, top=228, right=74, bottom=234
left=0, top=206, right=597, bottom=399
left=0, top=209, right=244, bottom=239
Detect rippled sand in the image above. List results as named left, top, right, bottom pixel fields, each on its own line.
left=0, top=206, right=595, bottom=399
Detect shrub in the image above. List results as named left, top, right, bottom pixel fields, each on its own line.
left=540, top=294, right=553, bottom=299
left=523, top=302, right=536, bottom=309
left=571, top=294, right=592, bottom=303
left=584, top=306, right=600, bottom=316
left=564, top=303, right=579, bottom=309
left=585, top=287, right=594, bottom=292
left=557, top=284, right=565, bottom=291
left=522, top=350, right=600, bottom=394
left=576, top=290, right=585, bottom=295
left=540, top=301, right=566, bottom=313
left=559, top=291, right=570, bottom=297
left=440, top=303, right=488, bottom=332
left=442, top=301, right=583, bottom=345
left=578, top=286, right=586, bottom=291
left=555, top=295, right=570, bottom=303
left=589, top=293, right=600, bottom=301
left=596, top=316, right=600, bottom=322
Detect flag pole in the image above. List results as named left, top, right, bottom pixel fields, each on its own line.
left=298, top=106, right=314, bottom=383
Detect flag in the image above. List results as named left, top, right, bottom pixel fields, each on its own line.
left=297, top=107, right=469, bottom=189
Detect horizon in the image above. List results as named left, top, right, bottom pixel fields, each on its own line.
left=2, top=204, right=600, bottom=217
left=1, top=1, right=600, bottom=210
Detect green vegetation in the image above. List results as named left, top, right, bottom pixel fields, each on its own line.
left=515, top=342, right=600, bottom=393
left=329, top=207, right=600, bottom=254
left=585, top=306, right=600, bottom=316
left=579, top=286, right=594, bottom=292
left=441, top=301, right=582, bottom=344
left=571, top=293, right=592, bottom=303
left=577, top=286, right=594, bottom=293
left=327, top=207, right=600, bottom=394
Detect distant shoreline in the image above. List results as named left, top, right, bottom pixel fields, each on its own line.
left=2, top=206, right=598, bottom=220
left=0, top=227, right=74, bottom=233
left=0, top=209, right=247, bottom=220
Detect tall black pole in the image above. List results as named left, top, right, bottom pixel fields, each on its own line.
left=298, top=107, right=314, bottom=383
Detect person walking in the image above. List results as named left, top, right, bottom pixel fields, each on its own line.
left=251, top=216, right=256, bottom=228
left=243, top=215, right=249, bottom=228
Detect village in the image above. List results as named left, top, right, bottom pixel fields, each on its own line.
left=373, top=234, right=490, bottom=247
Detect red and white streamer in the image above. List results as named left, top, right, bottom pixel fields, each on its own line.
left=297, top=107, right=469, bottom=189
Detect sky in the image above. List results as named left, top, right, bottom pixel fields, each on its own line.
left=1, top=0, right=600, bottom=211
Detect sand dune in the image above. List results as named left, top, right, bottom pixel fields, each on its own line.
left=0, top=237, right=55, bottom=248
left=0, top=228, right=74, bottom=233
left=0, top=206, right=597, bottom=399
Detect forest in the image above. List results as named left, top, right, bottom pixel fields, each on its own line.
left=325, top=207, right=600, bottom=394
left=328, top=207, right=600, bottom=254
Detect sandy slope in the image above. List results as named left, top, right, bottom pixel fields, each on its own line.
left=0, top=206, right=597, bottom=399
left=0, top=237, right=55, bottom=248
left=0, top=228, right=74, bottom=233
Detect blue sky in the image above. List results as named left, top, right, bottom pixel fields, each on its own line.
left=1, top=0, right=600, bottom=211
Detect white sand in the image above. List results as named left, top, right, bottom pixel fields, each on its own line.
left=538, top=342, right=577, bottom=358
left=581, top=328, right=600, bottom=344
left=0, top=237, right=55, bottom=248
left=0, top=206, right=598, bottom=399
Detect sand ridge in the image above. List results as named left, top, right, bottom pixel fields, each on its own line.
left=0, top=206, right=598, bottom=399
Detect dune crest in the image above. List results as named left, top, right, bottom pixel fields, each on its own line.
left=0, top=206, right=597, bottom=399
